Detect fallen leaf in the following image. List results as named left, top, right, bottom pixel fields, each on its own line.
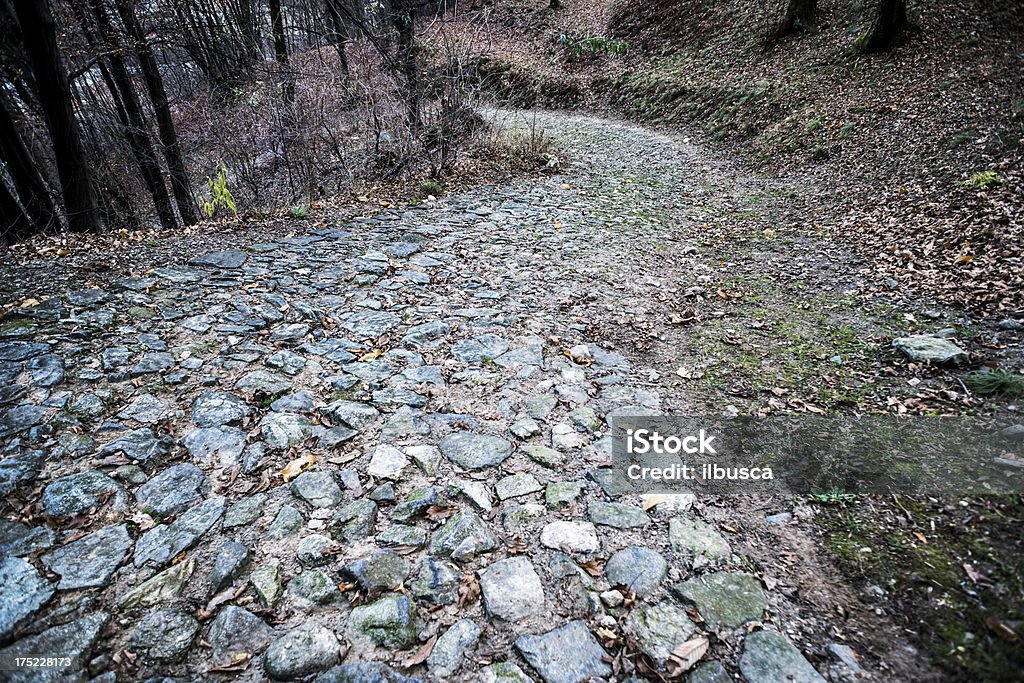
left=458, top=572, right=480, bottom=607
left=358, top=348, right=382, bottom=362
left=665, top=636, right=709, bottom=676
left=279, top=453, right=316, bottom=482
left=401, top=634, right=436, bottom=668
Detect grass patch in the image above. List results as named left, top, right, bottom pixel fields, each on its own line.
left=964, top=368, right=1024, bottom=398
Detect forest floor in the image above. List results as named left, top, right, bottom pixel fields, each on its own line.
left=0, top=110, right=1021, bottom=682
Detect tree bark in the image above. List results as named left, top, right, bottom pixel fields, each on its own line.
left=324, top=0, right=351, bottom=82
left=269, top=0, right=294, bottom=104
left=114, top=0, right=196, bottom=225
left=0, top=90, right=59, bottom=237
left=0, top=178, right=34, bottom=244
left=390, top=1, right=421, bottom=133
left=772, top=0, right=817, bottom=39
left=85, top=0, right=177, bottom=232
left=860, top=0, right=907, bottom=53
left=13, top=0, right=101, bottom=232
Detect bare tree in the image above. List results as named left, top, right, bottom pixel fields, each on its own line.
left=769, top=0, right=817, bottom=42
left=13, top=0, right=101, bottom=232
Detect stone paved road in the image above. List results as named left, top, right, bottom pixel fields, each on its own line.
left=0, top=113, right=930, bottom=682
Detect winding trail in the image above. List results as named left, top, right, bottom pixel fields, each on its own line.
left=0, top=112, right=937, bottom=681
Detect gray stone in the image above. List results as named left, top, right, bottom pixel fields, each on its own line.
left=236, top=370, right=292, bottom=395
left=268, top=349, right=307, bottom=375
left=0, top=612, right=108, bottom=683
left=28, top=354, right=64, bottom=387
left=323, top=400, right=380, bottom=430
left=208, top=541, right=250, bottom=595
left=41, top=524, right=131, bottom=589
left=624, top=602, right=697, bottom=667
left=190, top=250, right=248, bottom=269
left=268, top=504, right=304, bottom=539
left=522, top=444, right=566, bottom=468
left=134, top=497, right=225, bottom=567
left=514, top=620, right=611, bottom=683
left=250, top=559, right=282, bottom=607
left=384, top=242, right=422, bottom=257
left=208, top=606, right=274, bottom=659
left=271, top=390, right=316, bottom=413
left=524, top=395, right=557, bottom=421
left=402, top=320, right=450, bottom=348
left=0, top=450, right=42, bottom=496
left=270, top=323, right=311, bottom=342
left=0, top=557, right=54, bottom=639
left=131, top=609, right=199, bottom=662
left=545, top=482, right=584, bottom=508
left=429, top=509, right=499, bottom=562
left=330, top=500, right=377, bottom=541
left=297, top=534, right=336, bottom=567
left=292, top=471, right=344, bottom=508
left=391, top=486, right=444, bottom=521
left=261, top=412, right=319, bottom=449
left=289, top=568, right=341, bottom=605
left=412, top=558, right=460, bottom=605
left=119, top=557, right=195, bottom=608
left=348, top=595, right=420, bottom=648
left=0, top=341, right=49, bottom=361
left=372, top=387, right=428, bottom=408
left=893, top=335, right=969, bottom=365
left=191, top=391, right=250, bottom=427
left=264, top=622, right=342, bottom=680
left=341, top=549, right=409, bottom=592
left=117, top=393, right=169, bottom=424
left=510, top=417, right=541, bottom=438
left=588, top=501, right=650, bottom=529
left=428, top=618, right=481, bottom=677
left=479, top=556, right=545, bottom=621
left=686, top=661, right=731, bottom=683
left=452, top=334, right=509, bottom=363
left=496, top=473, right=543, bottom=500
left=669, top=515, right=731, bottom=560
left=342, top=311, right=401, bottom=338
left=0, top=519, right=54, bottom=557
left=481, top=662, right=534, bottom=683
left=674, top=572, right=767, bottom=627
left=97, top=428, right=170, bottom=465
left=136, top=463, right=209, bottom=516
left=494, top=345, right=543, bottom=369
left=551, top=423, right=588, bottom=450
left=367, top=444, right=408, bottom=480
left=739, top=630, right=826, bottom=683
left=315, top=663, right=422, bottom=683
left=405, top=445, right=441, bottom=475
left=539, top=521, right=599, bottom=554
left=130, top=352, right=175, bottom=377
left=440, top=431, right=513, bottom=469
left=41, top=470, right=128, bottom=518
left=224, top=494, right=266, bottom=528
left=606, top=547, right=667, bottom=597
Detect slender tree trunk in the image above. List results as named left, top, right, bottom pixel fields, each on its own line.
left=85, top=0, right=177, bottom=232
left=390, top=2, right=421, bottom=133
left=13, top=0, right=101, bottom=232
left=269, top=0, right=294, bottom=105
left=860, top=0, right=907, bottom=53
left=0, top=91, right=59, bottom=235
left=0, top=179, right=34, bottom=244
left=114, top=0, right=196, bottom=225
left=325, top=0, right=351, bottom=82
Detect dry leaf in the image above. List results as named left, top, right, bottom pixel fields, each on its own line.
left=665, top=636, right=709, bottom=676
left=457, top=572, right=480, bottom=607
left=401, top=634, right=436, bottom=668
left=358, top=348, right=382, bottom=362
left=280, top=453, right=316, bottom=482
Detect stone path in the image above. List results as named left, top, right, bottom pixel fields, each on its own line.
left=0, top=112, right=929, bottom=682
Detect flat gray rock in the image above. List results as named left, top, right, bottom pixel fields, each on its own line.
left=440, top=431, right=513, bottom=469
left=134, top=496, right=225, bottom=567
left=479, top=556, right=545, bottom=621
left=41, top=470, right=129, bottom=518
left=0, top=611, right=108, bottom=683
left=208, top=605, right=274, bottom=660
left=348, top=595, right=420, bottom=648
left=674, top=571, right=767, bottom=627
left=892, top=335, right=968, bottom=365
left=624, top=602, right=696, bottom=667
left=0, top=557, right=54, bottom=639
left=341, top=549, right=409, bottom=592
left=0, top=519, right=54, bottom=558
left=261, top=412, right=320, bottom=449
left=235, top=370, right=292, bottom=395
left=182, top=426, right=247, bottom=466
left=136, top=463, right=209, bottom=516
left=514, top=620, right=611, bottom=683
left=264, top=622, right=342, bottom=680
left=605, top=546, right=667, bottom=597
left=190, top=249, right=248, bottom=269
left=342, top=310, right=401, bottom=338
left=428, top=618, right=481, bottom=677
left=292, top=471, right=343, bottom=508
left=131, top=608, right=199, bottom=663
left=588, top=501, right=650, bottom=529
left=192, top=390, right=250, bottom=427
left=430, top=509, right=499, bottom=562
left=323, top=400, right=380, bottom=430
left=739, top=630, right=826, bottom=683
left=41, top=524, right=131, bottom=589
left=97, top=428, right=170, bottom=465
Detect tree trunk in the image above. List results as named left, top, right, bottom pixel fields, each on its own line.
left=85, top=0, right=177, bottom=232
left=390, top=1, right=421, bottom=133
left=324, top=0, right=351, bottom=82
left=772, top=0, right=817, bottom=39
left=0, top=90, right=59, bottom=237
left=0, top=179, right=34, bottom=244
left=114, top=0, right=196, bottom=225
left=269, top=0, right=294, bottom=104
left=13, top=0, right=101, bottom=232
left=860, top=0, right=907, bottom=53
